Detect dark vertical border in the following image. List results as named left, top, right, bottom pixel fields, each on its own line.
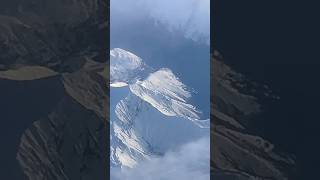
left=106, top=0, right=111, bottom=179
left=210, top=0, right=215, bottom=178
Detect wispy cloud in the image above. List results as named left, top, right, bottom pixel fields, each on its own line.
left=111, top=0, right=210, bottom=44
left=111, top=137, right=210, bottom=180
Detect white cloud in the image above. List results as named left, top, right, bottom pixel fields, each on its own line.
left=111, top=137, right=210, bottom=180
left=111, top=0, right=210, bottom=44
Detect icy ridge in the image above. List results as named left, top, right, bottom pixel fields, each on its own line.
left=110, top=48, right=209, bottom=168
left=110, top=48, right=208, bottom=128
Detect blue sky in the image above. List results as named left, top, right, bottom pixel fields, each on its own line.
left=111, top=0, right=210, bottom=118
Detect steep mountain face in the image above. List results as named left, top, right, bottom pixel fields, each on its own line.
left=109, top=48, right=296, bottom=180
left=16, top=62, right=108, bottom=180
left=0, top=1, right=109, bottom=179
left=0, top=0, right=108, bottom=72
left=110, top=48, right=209, bottom=169
left=110, top=48, right=148, bottom=86
left=0, top=55, right=296, bottom=180
left=211, top=51, right=296, bottom=180
left=0, top=59, right=109, bottom=180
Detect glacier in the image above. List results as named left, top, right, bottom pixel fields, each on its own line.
left=110, top=48, right=209, bottom=169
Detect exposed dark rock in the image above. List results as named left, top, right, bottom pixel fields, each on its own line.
left=211, top=52, right=296, bottom=179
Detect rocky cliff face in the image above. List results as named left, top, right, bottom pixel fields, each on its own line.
left=16, top=61, right=109, bottom=180
left=211, top=51, right=296, bottom=180
left=0, top=0, right=108, bottom=72
left=0, top=0, right=109, bottom=179
left=0, top=1, right=295, bottom=179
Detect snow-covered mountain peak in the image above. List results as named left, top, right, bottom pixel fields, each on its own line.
left=110, top=48, right=143, bottom=68
left=110, top=48, right=209, bottom=169
left=110, top=48, right=147, bottom=87
left=110, top=48, right=208, bottom=128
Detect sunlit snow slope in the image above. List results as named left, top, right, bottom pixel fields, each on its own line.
left=110, top=48, right=209, bottom=168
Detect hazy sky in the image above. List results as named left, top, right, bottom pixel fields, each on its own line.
left=111, top=0, right=210, bottom=44
left=110, top=0, right=210, bottom=117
